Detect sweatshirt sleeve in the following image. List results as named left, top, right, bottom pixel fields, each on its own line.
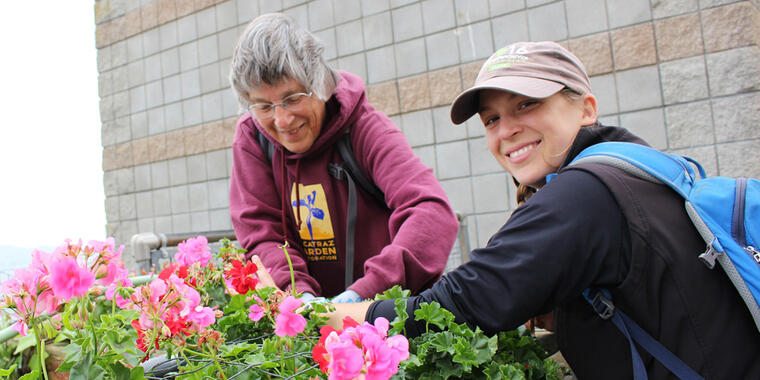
left=366, top=169, right=631, bottom=337
left=346, top=110, right=460, bottom=298
left=229, top=118, right=321, bottom=295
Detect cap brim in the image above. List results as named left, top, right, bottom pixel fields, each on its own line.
left=449, top=76, right=564, bottom=125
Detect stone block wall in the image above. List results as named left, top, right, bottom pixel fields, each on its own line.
left=93, top=0, right=760, bottom=270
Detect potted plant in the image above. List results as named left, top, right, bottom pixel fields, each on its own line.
left=0, top=237, right=567, bottom=379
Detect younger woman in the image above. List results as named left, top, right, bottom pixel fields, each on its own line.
left=326, top=41, right=760, bottom=379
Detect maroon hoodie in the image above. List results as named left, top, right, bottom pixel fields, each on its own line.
left=229, top=71, right=459, bottom=298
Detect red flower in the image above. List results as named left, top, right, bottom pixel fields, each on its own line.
left=313, top=325, right=338, bottom=373
left=165, top=315, right=191, bottom=337
left=225, top=260, right=259, bottom=294
left=131, top=320, right=159, bottom=359
left=159, top=264, right=176, bottom=280
left=342, top=316, right=359, bottom=329
left=159, top=263, right=189, bottom=280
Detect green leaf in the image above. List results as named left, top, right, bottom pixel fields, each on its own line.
left=414, top=302, right=455, bottom=331
left=427, top=331, right=457, bottom=355
left=56, top=343, right=83, bottom=373
left=107, top=361, right=132, bottom=380
left=130, top=366, right=146, bottom=380
left=72, top=362, right=107, bottom=380
left=221, top=342, right=259, bottom=358
left=69, top=352, right=106, bottom=380
left=0, top=364, right=17, bottom=376
left=102, top=337, right=143, bottom=368
left=390, top=297, right=409, bottom=336
left=374, top=285, right=410, bottom=300
left=18, top=369, right=41, bottom=380
left=224, top=293, right=248, bottom=314
left=501, top=363, right=528, bottom=380
left=452, top=339, right=479, bottom=371
left=13, top=333, right=37, bottom=355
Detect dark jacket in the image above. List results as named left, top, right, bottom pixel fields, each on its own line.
left=367, top=124, right=760, bottom=379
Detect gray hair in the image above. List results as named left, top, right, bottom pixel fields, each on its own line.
left=229, top=13, right=338, bottom=110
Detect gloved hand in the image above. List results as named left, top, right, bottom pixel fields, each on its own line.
left=331, top=289, right=362, bottom=303
left=300, top=292, right=328, bottom=306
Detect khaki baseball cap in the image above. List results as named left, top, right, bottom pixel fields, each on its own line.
left=450, top=41, right=591, bottom=124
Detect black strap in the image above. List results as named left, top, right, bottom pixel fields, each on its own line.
left=328, top=163, right=356, bottom=288
left=257, top=130, right=275, bottom=162
left=335, top=132, right=385, bottom=205
left=583, top=288, right=704, bottom=380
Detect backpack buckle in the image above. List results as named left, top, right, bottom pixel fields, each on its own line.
left=698, top=243, right=720, bottom=269
left=328, top=163, right=346, bottom=180
left=590, top=291, right=615, bottom=320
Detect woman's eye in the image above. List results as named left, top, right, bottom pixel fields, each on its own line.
left=483, top=116, right=499, bottom=127
left=517, top=100, right=540, bottom=110
left=517, top=100, right=538, bottom=110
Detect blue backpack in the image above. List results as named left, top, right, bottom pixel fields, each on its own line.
left=567, top=142, right=759, bottom=380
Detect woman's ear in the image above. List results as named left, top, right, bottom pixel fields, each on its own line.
left=580, top=93, right=598, bottom=126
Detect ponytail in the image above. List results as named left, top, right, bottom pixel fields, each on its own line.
left=515, top=182, right=536, bottom=206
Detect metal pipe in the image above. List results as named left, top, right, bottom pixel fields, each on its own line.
left=162, top=230, right=236, bottom=247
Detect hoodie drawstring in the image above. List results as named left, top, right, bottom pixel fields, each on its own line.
left=294, top=158, right=302, bottom=230
left=279, top=148, right=303, bottom=244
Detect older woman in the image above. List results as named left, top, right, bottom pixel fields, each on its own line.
left=228, top=13, right=458, bottom=303
left=326, top=41, right=760, bottom=379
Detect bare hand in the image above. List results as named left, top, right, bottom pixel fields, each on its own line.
left=250, top=255, right=279, bottom=290
left=321, top=302, right=373, bottom=329
left=524, top=311, right=554, bottom=332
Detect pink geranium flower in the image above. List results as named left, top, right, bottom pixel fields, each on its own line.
left=49, top=256, right=95, bottom=301
left=175, top=236, right=211, bottom=267
left=88, top=237, right=124, bottom=262
left=325, top=332, right=365, bottom=380
left=248, top=303, right=265, bottom=322
left=187, top=306, right=216, bottom=330
left=274, top=296, right=306, bottom=337
left=313, top=317, right=409, bottom=380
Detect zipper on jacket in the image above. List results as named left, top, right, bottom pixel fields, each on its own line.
left=732, top=178, right=759, bottom=263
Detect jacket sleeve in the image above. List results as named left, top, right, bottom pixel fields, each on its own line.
left=229, top=118, right=321, bottom=295
left=367, top=169, right=630, bottom=337
left=347, top=109, right=460, bottom=298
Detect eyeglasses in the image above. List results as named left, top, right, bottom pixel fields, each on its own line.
left=247, top=91, right=313, bottom=118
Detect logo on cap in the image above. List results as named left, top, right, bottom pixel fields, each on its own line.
left=486, top=46, right=530, bottom=72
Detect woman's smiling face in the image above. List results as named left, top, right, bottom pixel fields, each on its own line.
left=248, top=77, right=326, bottom=154
left=478, top=89, right=597, bottom=188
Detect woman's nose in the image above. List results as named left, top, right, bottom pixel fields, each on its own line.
left=272, top=105, right=294, bottom=129
left=497, top=117, right=520, bottom=140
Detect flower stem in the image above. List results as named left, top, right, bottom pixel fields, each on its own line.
left=32, top=322, right=49, bottom=380
left=279, top=242, right=296, bottom=294
left=195, top=346, right=228, bottom=379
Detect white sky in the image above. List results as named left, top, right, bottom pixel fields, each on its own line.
left=0, top=2, right=106, bottom=249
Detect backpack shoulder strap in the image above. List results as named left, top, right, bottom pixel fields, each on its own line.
left=335, top=131, right=385, bottom=205
left=568, top=142, right=705, bottom=199
left=256, top=129, right=275, bottom=162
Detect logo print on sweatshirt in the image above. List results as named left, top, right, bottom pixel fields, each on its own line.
left=291, top=183, right=338, bottom=262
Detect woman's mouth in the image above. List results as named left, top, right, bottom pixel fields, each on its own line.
left=279, top=124, right=304, bottom=138
left=507, top=142, right=539, bottom=162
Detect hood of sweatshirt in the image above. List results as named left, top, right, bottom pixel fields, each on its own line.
left=559, top=122, right=649, bottom=170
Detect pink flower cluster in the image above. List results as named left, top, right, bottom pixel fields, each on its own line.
left=313, top=317, right=409, bottom=380
left=247, top=295, right=307, bottom=337
left=123, top=263, right=217, bottom=357
left=175, top=236, right=212, bottom=267
left=0, top=238, right=129, bottom=336
left=274, top=296, right=306, bottom=337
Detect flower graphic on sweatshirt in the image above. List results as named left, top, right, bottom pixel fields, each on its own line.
left=292, top=190, right=325, bottom=241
